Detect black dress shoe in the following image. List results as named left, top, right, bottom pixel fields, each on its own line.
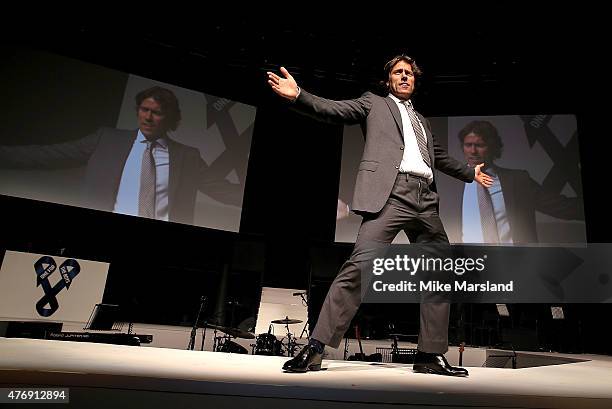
left=282, top=345, right=322, bottom=372
left=413, top=351, right=469, bottom=377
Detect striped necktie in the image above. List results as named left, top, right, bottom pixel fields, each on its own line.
left=477, top=184, right=500, bottom=243
left=402, top=100, right=431, bottom=167
left=138, top=140, right=157, bottom=218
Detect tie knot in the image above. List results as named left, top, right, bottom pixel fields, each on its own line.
left=143, top=139, right=158, bottom=151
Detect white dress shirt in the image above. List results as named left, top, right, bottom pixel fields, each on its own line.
left=113, top=130, right=170, bottom=221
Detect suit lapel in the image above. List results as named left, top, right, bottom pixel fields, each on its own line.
left=85, top=129, right=136, bottom=211
left=384, top=97, right=404, bottom=143
left=495, top=166, right=516, bottom=239
left=110, top=130, right=138, bottom=196
left=167, top=138, right=185, bottom=213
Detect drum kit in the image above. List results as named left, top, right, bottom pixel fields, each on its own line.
left=207, top=316, right=304, bottom=357
left=207, top=323, right=253, bottom=354
left=254, top=317, right=305, bottom=357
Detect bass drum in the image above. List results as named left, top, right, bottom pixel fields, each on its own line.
left=219, top=339, right=248, bottom=354
left=254, top=333, right=282, bottom=356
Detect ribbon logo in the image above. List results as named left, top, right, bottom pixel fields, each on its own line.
left=34, top=256, right=81, bottom=317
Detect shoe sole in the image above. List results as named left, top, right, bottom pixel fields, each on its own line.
left=283, top=363, right=322, bottom=373
left=413, top=365, right=468, bottom=377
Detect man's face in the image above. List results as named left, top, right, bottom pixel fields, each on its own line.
left=387, top=60, right=416, bottom=100
left=463, top=133, right=491, bottom=167
left=138, top=97, right=167, bottom=139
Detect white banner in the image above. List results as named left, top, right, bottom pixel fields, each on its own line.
left=0, top=250, right=109, bottom=323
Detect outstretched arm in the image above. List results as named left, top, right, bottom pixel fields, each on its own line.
left=195, top=155, right=243, bottom=207
left=530, top=176, right=584, bottom=220
left=0, top=130, right=100, bottom=169
left=266, top=66, right=371, bottom=124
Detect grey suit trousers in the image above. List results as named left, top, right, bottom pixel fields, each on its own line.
left=311, top=173, right=451, bottom=354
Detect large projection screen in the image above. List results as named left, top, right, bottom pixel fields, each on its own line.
left=335, top=114, right=585, bottom=245
left=0, top=47, right=254, bottom=232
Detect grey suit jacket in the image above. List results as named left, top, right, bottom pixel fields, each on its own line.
left=295, top=90, right=475, bottom=214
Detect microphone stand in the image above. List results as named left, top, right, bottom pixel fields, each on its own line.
left=187, top=295, right=207, bottom=351
left=297, top=292, right=310, bottom=339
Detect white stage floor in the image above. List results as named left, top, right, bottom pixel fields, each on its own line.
left=1, top=337, right=611, bottom=408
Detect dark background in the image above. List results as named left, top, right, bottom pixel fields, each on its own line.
left=0, top=18, right=608, bottom=354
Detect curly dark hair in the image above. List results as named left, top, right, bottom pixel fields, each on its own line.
left=457, top=120, right=504, bottom=160
left=135, top=86, right=182, bottom=131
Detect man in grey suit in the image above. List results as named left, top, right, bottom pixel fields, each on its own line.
left=267, top=55, right=493, bottom=376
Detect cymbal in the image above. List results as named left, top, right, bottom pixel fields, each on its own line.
left=206, top=324, right=255, bottom=339
left=388, top=333, right=418, bottom=338
left=271, top=318, right=303, bottom=325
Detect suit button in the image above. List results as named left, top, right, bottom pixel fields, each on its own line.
left=400, top=146, right=404, bottom=150
left=395, top=166, right=399, bottom=169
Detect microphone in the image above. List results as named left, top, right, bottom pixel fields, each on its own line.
left=293, top=292, right=306, bottom=296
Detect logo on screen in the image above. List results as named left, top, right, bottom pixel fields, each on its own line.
left=34, top=256, right=81, bottom=317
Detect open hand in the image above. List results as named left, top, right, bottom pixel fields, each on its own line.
left=474, top=163, right=493, bottom=188
left=267, top=67, right=299, bottom=101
